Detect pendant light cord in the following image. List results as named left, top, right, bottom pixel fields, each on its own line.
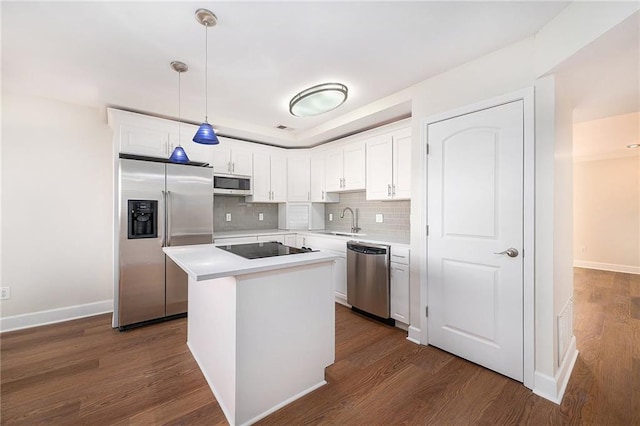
left=178, top=69, right=182, bottom=147
left=204, top=23, right=208, bottom=122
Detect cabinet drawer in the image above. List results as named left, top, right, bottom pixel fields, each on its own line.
left=390, top=247, right=410, bottom=265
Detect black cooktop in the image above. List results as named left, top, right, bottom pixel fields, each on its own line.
left=218, top=241, right=315, bottom=259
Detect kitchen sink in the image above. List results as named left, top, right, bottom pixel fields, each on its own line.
left=317, top=231, right=367, bottom=237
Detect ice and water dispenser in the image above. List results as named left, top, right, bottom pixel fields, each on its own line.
left=127, top=200, right=158, bottom=239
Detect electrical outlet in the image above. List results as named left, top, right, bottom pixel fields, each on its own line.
left=376, top=214, right=384, bottom=223
left=329, top=213, right=333, bottom=221
left=1, top=287, right=10, bottom=300
left=225, top=213, right=232, bottom=222
left=259, top=213, right=264, bottom=221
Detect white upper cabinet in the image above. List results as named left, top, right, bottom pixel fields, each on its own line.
left=287, top=153, right=311, bottom=202
left=365, top=127, right=411, bottom=200
left=210, top=138, right=253, bottom=176
left=248, top=149, right=287, bottom=203
left=325, top=140, right=365, bottom=192
left=109, top=108, right=212, bottom=164
left=119, top=123, right=170, bottom=157
left=310, top=151, right=339, bottom=203
left=392, top=128, right=412, bottom=199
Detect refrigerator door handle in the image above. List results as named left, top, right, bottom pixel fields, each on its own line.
left=166, top=190, right=172, bottom=247
left=161, top=190, right=168, bottom=247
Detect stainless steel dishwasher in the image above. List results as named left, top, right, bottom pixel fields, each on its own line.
left=347, top=241, right=391, bottom=319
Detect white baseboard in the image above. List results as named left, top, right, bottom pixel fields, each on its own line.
left=407, top=325, right=421, bottom=345
left=574, top=260, right=640, bottom=275
left=0, top=300, right=113, bottom=333
left=533, top=336, right=578, bottom=404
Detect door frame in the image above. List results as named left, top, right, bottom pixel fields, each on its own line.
left=419, top=87, right=535, bottom=389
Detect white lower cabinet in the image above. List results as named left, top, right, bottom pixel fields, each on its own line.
left=284, top=234, right=297, bottom=247
left=296, top=234, right=348, bottom=306
left=214, top=236, right=258, bottom=245
left=390, top=246, right=410, bottom=324
left=332, top=254, right=347, bottom=305
left=215, top=233, right=296, bottom=246
left=257, top=234, right=285, bottom=244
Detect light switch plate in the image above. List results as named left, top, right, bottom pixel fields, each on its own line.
left=225, top=213, right=232, bottom=222
left=376, top=214, right=384, bottom=223
left=259, top=213, right=264, bottom=221
left=329, top=213, right=333, bottom=221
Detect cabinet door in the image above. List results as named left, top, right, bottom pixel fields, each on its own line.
left=343, top=140, right=366, bottom=190
left=287, top=155, right=311, bottom=202
left=392, top=128, right=412, bottom=200
left=270, top=154, right=288, bottom=202
left=333, top=255, right=348, bottom=305
left=325, top=147, right=344, bottom=192
left=284, top=234, right=297, bottom=247
left=210, top=144, right=233, bottom=174
left=366, top=135, right=393, bottom=200
left=390, top=262, right=410, bottom=323
left=119, top=124, right=169, bottom=157
left=257, top=234, right=285, bottom=244
left=231, top=148, right=253, bottom=176
left=251, top=152, right=272, bottom=202
left=310, top=154, right=325, bottom=202
left=214, top=236, right=258, bottom=244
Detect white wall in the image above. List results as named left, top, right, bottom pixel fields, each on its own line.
left=574, top=156, right=640, bottom=271
left=1, top=93, right=113, bottom=328
left=574, top=114, right=640, bottom=273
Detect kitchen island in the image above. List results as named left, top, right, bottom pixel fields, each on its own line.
left=163, top=243, right=338, bottom=426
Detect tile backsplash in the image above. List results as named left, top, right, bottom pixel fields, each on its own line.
left=213, top=195, right=279, bottom=232
left=324, top=191, right=410, bottom=243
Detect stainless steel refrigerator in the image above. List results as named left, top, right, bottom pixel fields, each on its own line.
left=116, top=156, right=213, bottom=329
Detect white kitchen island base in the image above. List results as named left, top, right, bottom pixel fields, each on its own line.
left=187, top=261, right=335, bottom=426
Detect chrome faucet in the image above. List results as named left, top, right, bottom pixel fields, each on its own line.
left=340, top=207, right=361, bottom=234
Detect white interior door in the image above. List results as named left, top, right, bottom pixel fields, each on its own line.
left=427, top=100, right=524, bottom=381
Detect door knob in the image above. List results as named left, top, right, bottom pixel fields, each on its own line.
left=494, top=248, right=519, bottom=258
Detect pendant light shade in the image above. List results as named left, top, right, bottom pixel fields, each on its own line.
left=193, top=8, right=220, bottom=145
left=169, top=60, right=190, bottom=163
left=169, top=146, right=190, bottom=163
left=193, top=121, right=219, bottom=144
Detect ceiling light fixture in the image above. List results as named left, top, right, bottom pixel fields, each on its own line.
left=169, top=61, right=190, bottom=164
left=627, top=143, right=639, bottom=149
left=289, top=83, right=348, bottom=117
left=192, top=8, right=219, bottom=145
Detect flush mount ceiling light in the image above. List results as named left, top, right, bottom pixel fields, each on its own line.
left=289, top=83, right=348, bottom=117
left=627, top=143, right=639, bottom=149
left=169, top=61, right=190, bottom=164
left=192, top=8, right=220, bottom=145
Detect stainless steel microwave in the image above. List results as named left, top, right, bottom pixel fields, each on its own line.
left=213, top=173, right=252, bottom=195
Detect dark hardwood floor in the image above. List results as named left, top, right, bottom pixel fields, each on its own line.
left=1, top=268, right=638, bottom=425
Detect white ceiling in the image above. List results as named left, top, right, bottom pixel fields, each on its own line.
left=2, top=1, right=574, bottom=147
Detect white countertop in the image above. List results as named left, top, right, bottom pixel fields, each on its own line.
left=163, top=243, right=339, bottom=281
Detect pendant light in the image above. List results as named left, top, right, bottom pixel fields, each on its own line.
left=169, top=61, right=190, bottom=163
left=192, top=8, right=220, bottom=145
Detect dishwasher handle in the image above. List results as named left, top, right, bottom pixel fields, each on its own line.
left=347, top=241, right=389, bottom=255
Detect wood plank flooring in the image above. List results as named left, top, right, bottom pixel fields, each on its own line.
left=1, top=268, right=638, bottom=425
